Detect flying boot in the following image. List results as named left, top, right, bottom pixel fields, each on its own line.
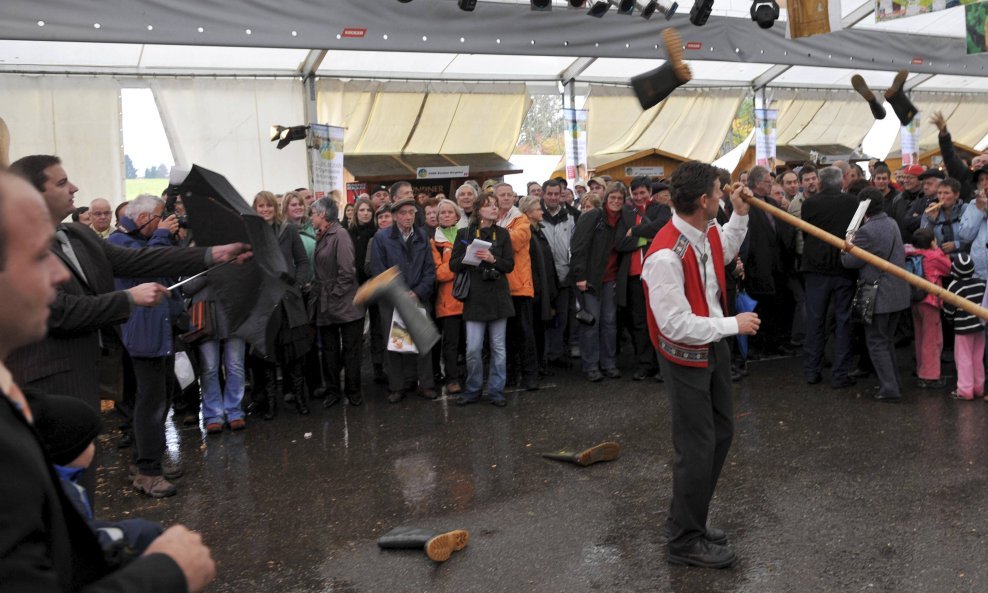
left=377, top=527, right=469, bottom=562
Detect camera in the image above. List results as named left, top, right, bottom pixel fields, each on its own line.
left=481, top=268, right=501, bottom=282
left=574, top=294, right=596, bottom=326
left=164, top=184, right=189, bottom=229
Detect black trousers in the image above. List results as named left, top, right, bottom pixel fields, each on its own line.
left=319, top=319, right=364, bottom=397
left=866, top=311, right=902, bottom=399
left=378, top=302, right=434, bottom=392
left=507, top=296, right=539, bottom=384
left=131, top=356, right=173, bottom=476
left=658, top=340, right=734, bottom=548
left=627, top=276, right=658, bottom=373
left=440, top=315, right=463, bottom=384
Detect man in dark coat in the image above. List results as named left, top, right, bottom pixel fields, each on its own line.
left=6, top=155, right=249, bottom=413
left=743, top=166, right=796, bottom=356
left=0, top=170, right=216, bottom=592
left=370, top=196, right=437, bottom=402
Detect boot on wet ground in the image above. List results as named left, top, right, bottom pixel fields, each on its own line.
left=377, top=527, right=469, bottom=562
left=541, top=441, right=620, bottom=467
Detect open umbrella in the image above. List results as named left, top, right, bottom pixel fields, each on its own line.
left=735, top=289, right=758, bottom=361
left=177, top=164, right=292, bottom=357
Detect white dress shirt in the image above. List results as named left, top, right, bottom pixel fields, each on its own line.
left=642, top=211, right=748, bottom=346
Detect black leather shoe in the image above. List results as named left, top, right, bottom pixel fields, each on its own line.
left=602, top=368, right=621, bottom=379
left=323, top=394, right=341, bottom=408
left=705, top=527, right=727, bottom=545
left=586, top=370, right=603, bottom=383
left=668, top=539, right=736, bottom=568
left=456, top=396, right=480, bottom=406
left=848, top=368, right=871, bottom=379
left=117, top=432, right=134, bottom=449
left=806, top=374, right=822, bottom=385
left=872, top=393, right=902, bottom=403
left=490, top=399, right=507, bottom=408
left=831, top=377, right=856, bottom=389
left=632, top=368, right=651, bottom=381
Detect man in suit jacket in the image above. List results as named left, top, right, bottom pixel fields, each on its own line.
left=6, top=155, right=249, bottom=413
left=0, top=170, right=216, bottom=592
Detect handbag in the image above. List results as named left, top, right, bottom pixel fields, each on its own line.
left=851, top=241, right=894, bottom=325
left=179, top=300, right=215, bottom=344
left=851, top=279, right=880, bottom=325
left=452, top=271, right=471, bottom=301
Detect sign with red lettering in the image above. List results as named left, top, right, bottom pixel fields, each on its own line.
left=911, top=57, right=924, bottom=65
left=342, top=28, right=366, bottom=38
left=685, top=41, right=702, bottom=51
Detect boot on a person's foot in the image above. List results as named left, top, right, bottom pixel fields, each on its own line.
left=377, top=527, right=469, bottom=562
left=884, top=69, right=918, bottom=125
left=850, top=74, right=887, bottom=120
left=541, top=441, right=620, bottom=467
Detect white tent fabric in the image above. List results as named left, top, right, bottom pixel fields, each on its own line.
left=316, top=81, right=529, bottom=159
left=771, top=90, right=876, bottom=148
left=2, top=75, right=124, bottom=203
left=889, top=93, right=988, bottom=153
left=587, top=86, right=742, bottom=163
left=151, top=79, right=308, bottom=200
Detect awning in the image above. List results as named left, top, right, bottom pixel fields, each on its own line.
left=776, top=144, right=864, bottom=164
left=344, top=153, right=522, bottom=183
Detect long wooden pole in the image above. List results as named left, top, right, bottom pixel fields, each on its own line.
left=741, top=194, right=988, bottom=321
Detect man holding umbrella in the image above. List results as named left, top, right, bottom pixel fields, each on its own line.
left=5, top=155, right=250, bottom=494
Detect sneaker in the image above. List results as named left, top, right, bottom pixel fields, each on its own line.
left=132, top=474, right=177, bottom=498
left=387, top=391, right=405, bottom=404
left=586, top=370, right=603, bottom=383
left=602, top=368, right=621, bottom=379
left=162, top=461, right=183, bottom=480
left=917, top=377, right=947, bottom=389
left=228, top=418, right=247, bottom=430
left=446, top=382, right=463, bottom=395
left=418, top=387, right=439, bottom=400
left=949, top=391, right=974, bottom=401
left=205, top=422, right=224, bottom=434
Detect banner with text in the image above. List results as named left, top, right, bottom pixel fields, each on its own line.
left=563, top=108, right=589, bottom=187
left=416, top=166, right=469, bottom=180
left=754, top=109, right=778, bottom=169
left=310, top=124, right=345, bottom=202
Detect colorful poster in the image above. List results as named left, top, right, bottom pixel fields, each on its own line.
left=754, top=109, right=778, bottom=169
left=787, top=0, right=843, bottom=39
left=309, top=124, right=345, bottom=201
left=901, top=113, right=921, bottom=167
left=345, top=182, right=366, bottom=204
left=877, top=0, right=979, bottom=23
left=387, top=308, right=427, bottom=354
left=966, top=2, right=988, bottom=54
left=562, top=108, right=588, bottom=187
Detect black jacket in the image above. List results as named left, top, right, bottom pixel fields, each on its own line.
left=0, top=390, right=187, bottom=592
left=890, top=187, right=922, bottom=241
left=613, top=202, right=672, bottom=307
left=743, top=195, right=796, bottom=294
left=569, top=208, right=618, bottom=294
left=349, top=221, right=377, bottom=284
left=939, top=131, right=975, bottom=202
left=800, top=189, right=858, bottom=278
left=529, top=223, right=558, bottom=321
left=450, top=224, right=515, bottom=322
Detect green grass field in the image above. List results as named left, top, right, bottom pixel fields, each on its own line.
left=125, top=178, right=169, bottom=200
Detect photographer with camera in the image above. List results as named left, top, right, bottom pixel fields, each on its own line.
left=450, top=193, right=515, bottom=407
left=570, top=181, right=625, bottom=383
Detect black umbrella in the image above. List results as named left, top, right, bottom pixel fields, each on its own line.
left=177, top=164, right=292, bottom=357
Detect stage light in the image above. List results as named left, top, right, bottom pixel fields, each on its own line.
left=612, top=0, right=636, bottom=14
left=396, top=0, right=412, bottom=3
left=689, top=0, right=714, bottom=25
left=638, top=0, right=678, bottom=19
left=532, top=0, right=552, bottom=9
left=270, top=125, right=308, bottom=149
left=750, top=0, right=779, bottom=28
left=458, top=0, right=477, bottom=11
left=587, top=1, right=610, bottom=16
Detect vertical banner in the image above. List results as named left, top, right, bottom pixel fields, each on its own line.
left=900, top=113, right=921, bottom=167
left=562, top=108, right=588, bottom=186
left=309, top=124, right=345, bottom=202
left=787, top=0, right=843, bottom=39
left=754, top=109, right=778, bottom=169
left=966, top=2, right=988, bottom=54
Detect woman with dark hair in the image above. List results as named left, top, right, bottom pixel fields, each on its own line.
left=248, top=190, right=312, bottom=418
left=451, top=193, right=515, bottom=407
left=570, top=181, right=625, bottom=382
left=842, top=187, right=911, bottom=402
left=348, top=197, right=385, bottom=384
left=312, top=197, right=365, bottom=407
left=519, top=195, right=558, bottom=376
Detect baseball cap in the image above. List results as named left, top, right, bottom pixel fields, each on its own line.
left=902, top=164, right=925, bottom=177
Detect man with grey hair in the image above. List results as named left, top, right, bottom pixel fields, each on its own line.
left=799, top=166, right=859, bottom=387
left=107, top=193, right=188, bottom=497
left=88, top=198, right=113, bottom=239
left=743, top=166, right=796, bottom=357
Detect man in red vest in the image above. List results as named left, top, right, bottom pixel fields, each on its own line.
left=641, top=161, right=760, bottom=568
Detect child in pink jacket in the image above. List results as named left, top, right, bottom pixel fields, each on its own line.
left=905, top=228, right=952, bottom=388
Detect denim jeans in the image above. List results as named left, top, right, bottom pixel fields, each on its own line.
left=463, top=319, right=507, bottom=402
left=578, top=282, right=618, bottom=373
left=198, top=338, right=246, bottom=425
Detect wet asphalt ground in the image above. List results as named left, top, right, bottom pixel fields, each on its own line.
left=95, top=347, right=988, bottom=593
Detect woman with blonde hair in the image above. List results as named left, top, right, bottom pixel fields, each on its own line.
left=247, top=190, right=312, bottom=418
left=431, top=199, right=467, bottom=394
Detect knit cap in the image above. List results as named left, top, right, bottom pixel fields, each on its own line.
left=30, top=393, right=102, bottom=466
left=952, top=252, right=975, bottom=279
